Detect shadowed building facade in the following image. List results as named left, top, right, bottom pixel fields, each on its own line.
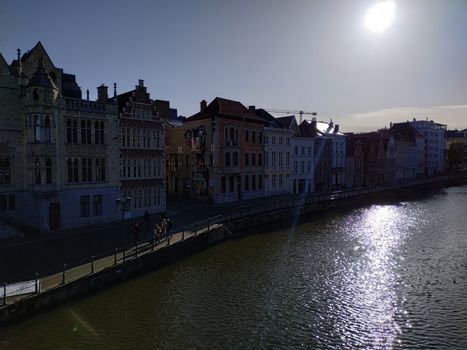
left=0, top=42, right=120, bottom=231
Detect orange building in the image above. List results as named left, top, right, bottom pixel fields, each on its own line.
left=184, top=97, right=265, bottom=203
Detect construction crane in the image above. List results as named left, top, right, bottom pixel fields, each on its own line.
left=265, top=109, right=317, bottom=123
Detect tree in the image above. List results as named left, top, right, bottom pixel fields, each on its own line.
left=447, top=141, right=464, bottom=171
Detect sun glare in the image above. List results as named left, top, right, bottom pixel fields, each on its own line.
left=365, top=1, right=396, bottom=33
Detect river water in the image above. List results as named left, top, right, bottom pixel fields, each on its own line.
left=1, top=186, right=467, bottom=349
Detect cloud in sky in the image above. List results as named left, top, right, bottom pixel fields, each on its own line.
left=346, top=105, right=467, bottom=132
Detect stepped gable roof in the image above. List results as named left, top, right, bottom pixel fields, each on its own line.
left=187, top=97, right=264, bottom=123
left=28, top=57, right=57, bottom=89
left=390, top=122, right=424, bottom=142
left=115, top=90, right=135, bottom=113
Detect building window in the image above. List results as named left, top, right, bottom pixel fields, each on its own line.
left=258, top=153, right=262, bottom=166
left=258, top=175, right=263, bottom=189
left=45, top=158, right=52, bottom=184
left=301, top=161, right=305, bottom=173
left=8, top=194, right=15, bottom=211
left=245, top=130, right=249, bottom=143
left=229, top=176, right=234, bottom=193
left=252, top=131, right=256, bottom=143
left=72, top=120, right=78, bottom=143
left=245, top=153, right=249, bottom=167
left=80, top=195, right=90, bottom=217
left=34, top=116, right=41, bottom=142
left=252, top=175, right=256, bottom=190
left=225, top=152, right=231, bottom=167
left=307, top=161, right=311, bottom=173
left=286, top=152, right=290, bottom=166
left=308, top=146, right=312, bottom=156
left=100, top=122, right=105, bottom=144
left=81, top=121, right=87, bottom=144
left=44, top=116, right=51, bottom=143
left=67, top=159, right=73, bottom=183
left=0, top=159, right=11, bottom=185
left=272, top=152, right=276, bottom=166
left=252, top=153, right=256, bottom=166
left=279, top=174, right=283, bottom=188
left=93, top=195, right=102, bottom=216
left=87, top=121, right=92, bottom=144
left=244, top=175, right=249, bottom=191
left=221, top=176, right=226, bottom=193
left=301, top=146, right=305, bottom=156
left=233, top=152, right=239, bottom=167
left=279, top=137, right=283, bottom=146
left=294, top=146, right=298, bottom=155
left=73, top=158, right=79, bottom=182
left=82, top=159, right=88, bottom=182
left=66, top=119, right=72, bottom=143
left=96, top=158, right=106, bottom=181
left=33, top=89, right=39, bottom=100
left=259, top=132, right=263, bottom=144
left=34, top=158, right=41, bottom=184
left=279, top=152, right=283, bottom=166
left=272, top=174, right=276, bottom=189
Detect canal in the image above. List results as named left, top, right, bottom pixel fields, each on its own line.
left=1, top=186, right=466, bottom=349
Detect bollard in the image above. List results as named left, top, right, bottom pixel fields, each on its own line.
left=2, top=283, right=6, bottom=306
left=35, top=272, right=39, bottom=293
left=167, top=236, right=170, bottom=246
left=114, top=248, right=118, bottom=265
left=62, top=263, right=67, bottom=285
left=91, top=256, right=95, bottom=273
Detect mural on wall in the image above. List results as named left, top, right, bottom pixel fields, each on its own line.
left=184, top=125, right=209, bottom=194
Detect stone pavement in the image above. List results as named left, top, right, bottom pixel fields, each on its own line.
left=0, top=195, right=290, bottom=283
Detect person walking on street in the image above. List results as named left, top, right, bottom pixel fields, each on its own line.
left=166, top=218, right=173, bottom=239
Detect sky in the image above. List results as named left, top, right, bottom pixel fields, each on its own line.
left=1, top=0, right=466, bottom=132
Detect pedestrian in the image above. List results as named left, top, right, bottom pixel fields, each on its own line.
left=133, top=223, right=140, bottom=243
left=166, top=218, right=173, bottom=238
left=153, top=223, right=161, bottom=245
left=160, top=218, right=167, bottom=239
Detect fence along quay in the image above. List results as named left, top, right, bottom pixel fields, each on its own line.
left=0, top=174, right=465, bottom=326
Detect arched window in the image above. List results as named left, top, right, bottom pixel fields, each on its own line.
left=44, top=116, right=51, bottom=142
left=34, top=116, right=41, bottom=142
left=66, top=120, right=72, bottom=143
left=45, top=158, right=52, bottom=184
left=34, top=158, right=41, bottom=184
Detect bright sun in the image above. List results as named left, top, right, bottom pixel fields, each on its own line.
left=364, top=1, right=396, bottom=33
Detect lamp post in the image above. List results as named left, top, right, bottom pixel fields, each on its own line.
left=116, top=196, right=132, bottom=260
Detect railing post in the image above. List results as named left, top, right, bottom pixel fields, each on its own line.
left=35, top=272, right=39, bottom=294
left=91, top=256, right=95, bottom=273
left=2, top=283, right=6, bottom=306
left=62, top=263, right=67, bottom=285
left=167, top=236, right=170, bottom=245
left=114, top=248, right=118, bottom=265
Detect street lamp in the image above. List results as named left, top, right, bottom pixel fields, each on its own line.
left=116, top=196, right=131, bottom=259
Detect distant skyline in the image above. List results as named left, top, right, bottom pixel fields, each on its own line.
left=1, top=0, right=466, bottom=131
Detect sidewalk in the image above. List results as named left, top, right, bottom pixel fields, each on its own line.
left=0, top=195, right=288, bottom=283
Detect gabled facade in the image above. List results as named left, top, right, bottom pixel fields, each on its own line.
left=255, top=109, right=293, bottom=196
left=116, top=80, right=166, bottom=218
left=0, top=42, right=120, bottom=231
left=184, top=98, right=265, bottom=203
left=390, top=122, right=425, bottom=179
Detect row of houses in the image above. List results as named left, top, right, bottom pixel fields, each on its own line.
left=166, top=98, right=457, bottom=204
left=1, top=42, right=464, bottom=232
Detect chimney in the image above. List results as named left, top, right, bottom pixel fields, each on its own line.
left=334, top=124, right=339, bottom=133
left=413, top=118, right=416, bottom=122
left=248, top=105, right=255, bottom=112
left=138, top=79, right=144, bottom=87
left=311, top=118, right=317, bottom=129
left=329, top=118, right=333, bottom=127
left=97, top=84, right=108, bottom=102
left=200, top=99, right=207, bottom=111
left=389, top=122, right=393, bottom=128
